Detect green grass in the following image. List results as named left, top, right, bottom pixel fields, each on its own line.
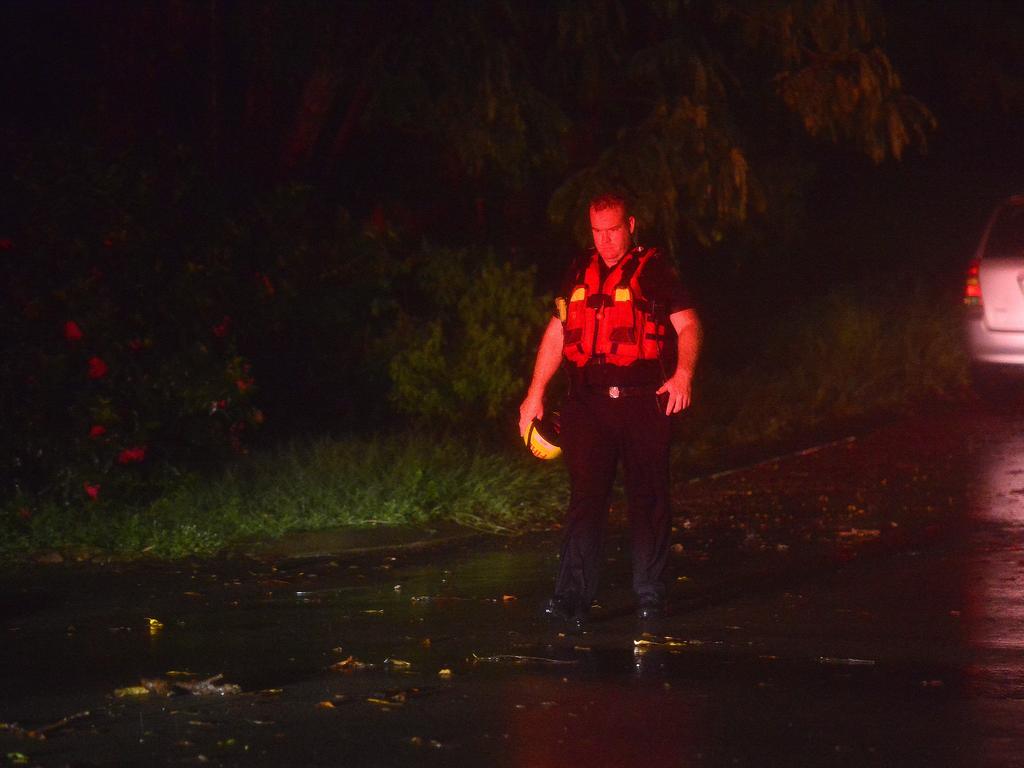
left=0, top=283, right=972, bottom=561
left=0, top=436, right=567, bottom=560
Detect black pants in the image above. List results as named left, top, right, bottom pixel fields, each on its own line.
left=554, top=388, right=673, bottom=605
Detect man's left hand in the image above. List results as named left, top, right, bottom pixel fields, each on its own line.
left=656, top=372, right=693, bottom=415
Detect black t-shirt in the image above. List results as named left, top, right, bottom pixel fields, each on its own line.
left=554, top=247, right=694, bottom=319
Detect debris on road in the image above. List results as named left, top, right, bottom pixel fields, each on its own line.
left=0, top=710, right=91, bottom=740
left=330, top=656, right=375, bottom=671
left=409, top=736, right=444, bottom=749
left=366, top=686, right=440, bottom=708
left=633, top=636, right=694, bottom=650
left=836, top=528, right=881, bottom=539
left=817, top=657, right=876, bottom=667
left=410, top=595, right=470, bottom=605
left=115, top=674, right=241, bottom=697
left=470, top=653, right=578, bottom=666
left=114, top=686, right=151, bottom=698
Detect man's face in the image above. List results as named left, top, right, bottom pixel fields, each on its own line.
left=590, top=204, right=635, bottom=266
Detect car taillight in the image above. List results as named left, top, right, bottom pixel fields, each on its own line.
left=964, top=259, right=983, bottom=306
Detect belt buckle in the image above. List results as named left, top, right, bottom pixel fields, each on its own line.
left=608, top=386, right=621, bottom=399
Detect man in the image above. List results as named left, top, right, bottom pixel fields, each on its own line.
left=518, top=192, right=701, bottom=626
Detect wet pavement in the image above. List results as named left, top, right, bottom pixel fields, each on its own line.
left=3, top=399, right=1024, bottom=766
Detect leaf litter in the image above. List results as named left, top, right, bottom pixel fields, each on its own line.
left=471, top=653, right=578, bottom=666
left=114, top=673, right=241, bottom=698
left=0, top=710, right=91, bottom=741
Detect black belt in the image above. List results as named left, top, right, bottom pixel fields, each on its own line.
left=578, top=384, right=657, bottom=399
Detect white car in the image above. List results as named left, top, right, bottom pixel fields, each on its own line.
left=965, top=196, right=1024, bottom=379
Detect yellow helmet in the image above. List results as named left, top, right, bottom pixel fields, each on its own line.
left=524, top=411, right=561, bottom=460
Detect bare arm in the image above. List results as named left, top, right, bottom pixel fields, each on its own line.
left=655, top=308, right=701, bottom=415
left=518, top=317, right=564, bottom=436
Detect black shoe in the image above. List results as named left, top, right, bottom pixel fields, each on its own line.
left=543, top=595, right=589, bottom=630
left=636, top=594, right=664, bottom=620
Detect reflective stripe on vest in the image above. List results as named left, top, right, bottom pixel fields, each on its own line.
left=561, top=247, right=667, bottom=367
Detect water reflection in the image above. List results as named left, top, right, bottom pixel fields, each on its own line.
left=959, top=420, right=1024, bottom=765
left=506, top=674, right=701, bottom=768
left=966, top=431, right=1024, bottom=654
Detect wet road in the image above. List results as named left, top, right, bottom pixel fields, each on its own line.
left=3, top=400, right=1024, bottom=766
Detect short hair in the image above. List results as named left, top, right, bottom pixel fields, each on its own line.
left=589, top=191, right=630, bottom=216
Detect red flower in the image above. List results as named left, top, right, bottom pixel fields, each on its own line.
left=17, top=507, right=32, bottom=521
left=117, top=446, right=147, bottom=464
left=89, top=425, right=106, bottom=438
left=127, top=338, right=144, bottom=352
left=212, top=316, right=231, bottom=338
left=0, top=238, right=12, bottom=250
left=83, top=482, right=100, bottom=500
left=236, top=377, right=254, bottom=393
left=64, top=321, right=84, bottom=341
left=87, top=356, right=109, bottom=379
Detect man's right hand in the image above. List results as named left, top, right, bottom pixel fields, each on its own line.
left=519, top=317, right=564, bottom=438
left=518, top=394, right=544, bottom=438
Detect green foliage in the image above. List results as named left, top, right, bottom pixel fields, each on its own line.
left=547, top=0, right=935, bottom=249
left=1, top=145, right=260, bottom=511
left=11, top=2, right=940, bottom=262
left=388, top=245, right=551, bottom=424
left=226, top=435, right=565, bottom=534
left=8, top=0, right=943, bottom=285
left=0, top=275, right=972, bottom=562
left=293, top=0, right=933, bottom=250
left=682, top=281, right=970, bottom=452
left=1, top=141, right=562, bottom=519
left=218, top=185, right=402, bottom=428
left=0, top=434, right=566, bottom=560
left=368, top=2, right=571, bottom=188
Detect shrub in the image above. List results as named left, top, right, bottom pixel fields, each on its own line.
left=219, top=187, right=402, bottom=431
left=679, top=281, right=970, bottom=454
left=1, top=145, right=260, bottom=511
left=388, top=245, right=551, bottom=426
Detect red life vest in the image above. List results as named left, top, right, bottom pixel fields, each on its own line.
left=560, top=247, right=668, bottom=367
